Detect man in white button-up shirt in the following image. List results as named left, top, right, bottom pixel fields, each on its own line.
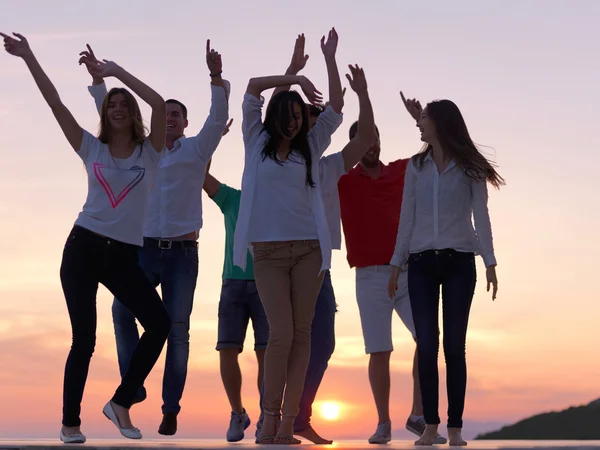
left=82, top=41, right=230, bottom=435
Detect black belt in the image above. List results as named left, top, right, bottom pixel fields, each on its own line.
left=143, top=237, right=198, bottom=250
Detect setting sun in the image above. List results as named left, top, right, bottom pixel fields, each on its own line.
left=320, top=401, right=341, bottom=421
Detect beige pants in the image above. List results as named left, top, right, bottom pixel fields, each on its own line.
left=253, top=240, right=324, bottom=418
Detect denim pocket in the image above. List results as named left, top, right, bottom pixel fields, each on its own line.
left=183, top=247, right=199, bottom=264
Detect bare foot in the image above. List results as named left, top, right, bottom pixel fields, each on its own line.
left=110, top=401, right=134, bottom=429
left=415, top=424, right=438, bottom=446
left=61, top=425, right=83, bottom=437
left=295, top=425, right=333, bottom=444
left=448, top=428, right=467, bottom=446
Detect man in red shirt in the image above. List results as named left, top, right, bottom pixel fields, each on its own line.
left=338, top=122, right=446, bottom=445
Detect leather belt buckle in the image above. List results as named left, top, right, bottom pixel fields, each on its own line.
left=158, top=239, right=172, bottom=250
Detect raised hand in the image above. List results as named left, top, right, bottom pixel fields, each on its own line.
left=320, top=27, right=338, bottom=60
left=400, top=91, right=423, bottom=121
left=206, top=39, right=222, bottom=75
left=323, top=87, right=345, bottom=109
left=83, top=59, right=122, bottom=79
left=78, top=44, right=104, bottom=83
left=345, top=64, right=368, bottom=95
left=288, top=34, right=309, bottom=74
left=298, top=76, right=323, bottom=105
left=222, top=118, right=234, bottom=137
left=1, top=32, right=33, bottom=58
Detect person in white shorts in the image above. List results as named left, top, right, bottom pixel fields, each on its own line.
left=338, top=117, right=447, bottom=445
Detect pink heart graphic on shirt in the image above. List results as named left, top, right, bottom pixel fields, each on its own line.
left=94, top=162, right=145, bottom=208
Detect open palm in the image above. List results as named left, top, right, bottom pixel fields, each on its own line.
left=0, top=32, right=32, bottom=58
left=320, top=27, right=338, bottom=59
left=346, top=64, right=367, bottom=94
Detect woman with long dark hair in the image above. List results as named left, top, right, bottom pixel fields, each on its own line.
left=388, top=94, right=503, bottom=446
left=233, top=28, right=344, bottom=445
left=1, top=32, right=171, bottom=442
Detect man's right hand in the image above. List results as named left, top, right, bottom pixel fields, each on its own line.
left=400, top=91, right=422, bottom=122
left=78, top=44, right=103, bottom=85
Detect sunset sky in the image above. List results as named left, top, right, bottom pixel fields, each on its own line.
left=1, top=0, right=599, bottom=442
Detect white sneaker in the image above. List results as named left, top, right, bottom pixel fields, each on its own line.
left=226, top=409, right=251, bottom=442
left=368, top=420, right=392, bottom=444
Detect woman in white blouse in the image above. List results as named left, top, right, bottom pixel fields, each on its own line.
left=233, top=29, right=344, bottom=445
left=387, top=95, right=504, bottom=446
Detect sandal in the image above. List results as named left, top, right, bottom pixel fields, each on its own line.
left=257, top=435, right=276, bottom=444
left=273, top=436, right=302, bottom=445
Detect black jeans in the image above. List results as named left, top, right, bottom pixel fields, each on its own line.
left=408, top=249, right=476, bottom=429
left=60, top=226, right=171, bottom=427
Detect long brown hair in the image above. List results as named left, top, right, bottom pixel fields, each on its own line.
left=263, top=90, right=315, bottom=187
left=97, top=88, right=147, bottom=145
left=414, top=100, right=505, bottom=189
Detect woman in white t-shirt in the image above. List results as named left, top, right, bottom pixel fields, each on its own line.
left=388, top=94, right=504, bottom=446
left=1, top=33, right=171, bottom=443
left=233, top=28, right=344, bottom=445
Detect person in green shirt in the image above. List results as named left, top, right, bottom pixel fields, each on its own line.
left=203, top=157, right=268, bottom=443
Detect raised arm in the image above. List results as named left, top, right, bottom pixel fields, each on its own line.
left=192, top=40, right=231, bottom=162
left=243, top=74, right=322, bottom=149
left=79, top=44, right=107, bottom=114
left=82, top=57, right=166, bottom=152
left=203, top=158, right=221, bottom=199
left=272, top=34, right=310, bottom=97
left=246, top=74, right=322, bottom=103
left=1, top=32, right=83, bottom=151
left=320, top=28, right=344, bottom=114
left=339, top=64, right=375, bottom=171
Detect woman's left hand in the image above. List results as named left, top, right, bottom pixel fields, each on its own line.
left=486, top=266, right=498, bottom=300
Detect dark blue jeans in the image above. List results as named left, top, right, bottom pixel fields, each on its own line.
left=257, top=270, right=336, bottom=432
left=408, top=249, right=476, bottom=429
left=112, top=241, right=198, bottom=414
left=60, top=226, right=171, bottom=427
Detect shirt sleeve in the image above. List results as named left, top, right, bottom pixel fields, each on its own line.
left=76, top=129, right=102, bottom=162
left=212, top=183, right=238, bottom=213
left=88, top=82, right=108, bottom=114
left=189, top=80, right=231, bottom=163
left=242, top=92, right=266, bottom=152
left=308, top=106, right=344, bottom=159
left=319, top=151, right=346, bottom=192
left=390, top=159, right=417, bottom=267
left=471, top=179, right=497, bottom=267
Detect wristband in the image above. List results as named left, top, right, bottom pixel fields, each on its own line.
left=210, top=71, right=222, bottom=78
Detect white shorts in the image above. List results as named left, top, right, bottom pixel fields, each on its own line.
left=356, top=265, right=416, bottom=354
